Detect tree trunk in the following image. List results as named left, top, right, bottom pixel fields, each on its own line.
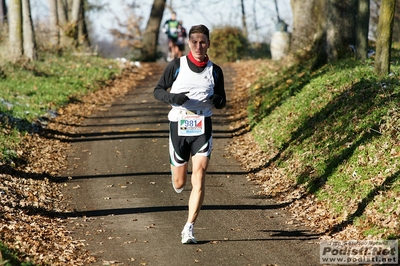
left=70, top=0, right=82, bottom=46
left=274, top=0, right=281, bottom=23
left=71, top=0, right=81, bottom=25
left=77, top=1, right=90, bottom=48
left=326, top=0, right=357, bottom=61
left=57, top=0, right=70, bottom=47
left=0, top=0, right=7, bottom=26
left=66, top=0, right=73, bottom=20
left=48, top=0, right=59, bottom=47
left=290, top=0, right=327, bottom=69
left=252, top=0, right=259, bottom=43
left=240, top=0, right=248, bottom=38
left=375, top=0, right=396, bottom=76
left=141, top=0, right=166, bottom=62
left=290, top=0, right=326, bottom=53
left=355, top=0, right=370, bottom=60
left=8, top=0, right=23, bottom=62
left=393, top=1, right=400, bottom=42
left=68, top=0, right=90, bottom=48
left=22, top=0, right=37, bottom=60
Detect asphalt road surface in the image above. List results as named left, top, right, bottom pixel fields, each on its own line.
left=62, top=63, right=321, bottom=266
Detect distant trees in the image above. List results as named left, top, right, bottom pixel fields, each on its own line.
left=3, top=0, right=91, bottom=62
left=240, top=0, right=248, bottom=38
left=22, top=0, right=37, bottom=60
left=71, top=0, right=90, bottom=47
left=2, top=0, right=398, bottom=74
left=290, top=0, right=395, bottom=75
left=108, top=1, right=143, bottom=59
left=56, top=0, right=70, bottom=47
left=48, top=0, right=58, bottom=47
left=8, top=0, right=37, bottom=62
left=47, top=0, right=90, bottom=49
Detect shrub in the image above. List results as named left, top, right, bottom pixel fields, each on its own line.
left=209, top=26, right=248, bottom=63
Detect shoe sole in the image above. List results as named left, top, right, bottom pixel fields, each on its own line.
left=181, top=238, right=197, bottom=244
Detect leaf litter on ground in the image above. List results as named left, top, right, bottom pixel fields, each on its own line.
left=0, top=63, right=150, bottom=265
left=1, top=58, right=399, bottom=265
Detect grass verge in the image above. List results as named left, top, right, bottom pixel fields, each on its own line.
left=0, top=242, right=34, bottom=266
left=247, top=54, right=399, bottom=239
left=0, top=53, right=121, bottom=164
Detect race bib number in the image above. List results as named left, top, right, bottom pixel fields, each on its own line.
left=178, top=114, right=205, bottom=136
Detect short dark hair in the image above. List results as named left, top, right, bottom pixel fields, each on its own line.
left=189, top=25, right=210, bottom=40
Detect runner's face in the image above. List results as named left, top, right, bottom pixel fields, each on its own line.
left=188, top=33, right=210, bottom=62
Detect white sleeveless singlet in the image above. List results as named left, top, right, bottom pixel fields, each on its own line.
left=168, top=56, right=215, bottom=122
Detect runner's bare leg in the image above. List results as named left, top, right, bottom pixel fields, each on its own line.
left=169, top=39, right=176, bottom=60
left=171, top=163, right=188, bottom=190
left=187, top=155, right=208, bottom=224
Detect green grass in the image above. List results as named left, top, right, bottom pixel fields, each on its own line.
left=0, top=242, right=34, bottom=266
left=0, top=53, right=121, bottom=163
left=248, top=55, right=399, bottom=238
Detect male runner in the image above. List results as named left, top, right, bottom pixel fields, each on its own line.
left=154, top=24, right=226, bottom=244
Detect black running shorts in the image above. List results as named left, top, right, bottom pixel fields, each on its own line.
left=169, top=117, right=212, bottom=166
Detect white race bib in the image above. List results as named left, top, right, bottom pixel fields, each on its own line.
left=178, top=113, right=205, bottom=136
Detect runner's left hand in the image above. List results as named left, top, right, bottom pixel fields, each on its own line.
left=209, top=94, right=224, bottom=108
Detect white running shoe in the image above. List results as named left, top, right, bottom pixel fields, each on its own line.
left=172, top=175, right=184, bottom=193
left=181, top=223, right=197, bottom=244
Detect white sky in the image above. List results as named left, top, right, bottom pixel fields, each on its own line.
left=29, top=0, right=292, bottom=43
left=89, top=0, right=292, bottom=43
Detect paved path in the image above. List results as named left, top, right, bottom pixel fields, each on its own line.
left=62, top=63, right=321, bottom=266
